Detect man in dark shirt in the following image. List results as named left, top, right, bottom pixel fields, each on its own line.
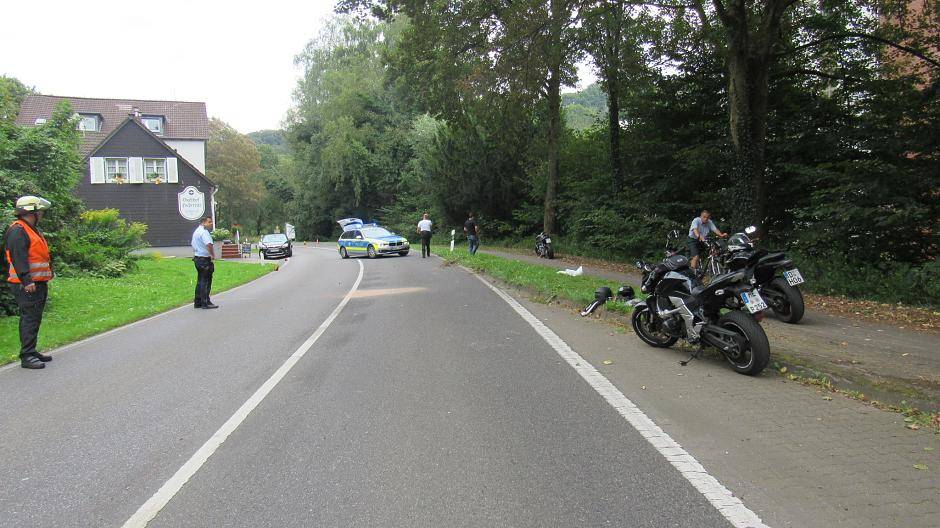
left=463, top=212, right=480, bottom=255
left=4, top=196, right=54, bottom=369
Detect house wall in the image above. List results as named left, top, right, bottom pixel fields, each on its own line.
left=164, top=139, right=206, bottom=173
left=77, top=122, right=215, bottom=247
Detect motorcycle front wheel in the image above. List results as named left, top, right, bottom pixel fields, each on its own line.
left=546, top=247, right=554, bottom=259
left=717, top=311, right=770, bottom=375
left=631, top=305, right=679, bottom=348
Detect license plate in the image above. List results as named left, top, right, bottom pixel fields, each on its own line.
left=784, top=268, right=804, bottom=286
left=741, top=291, right=768, bottom=313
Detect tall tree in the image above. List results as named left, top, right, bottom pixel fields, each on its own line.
left=206, top=118, right=263, bottom=230
left=341, top=0, right=585, bottom=235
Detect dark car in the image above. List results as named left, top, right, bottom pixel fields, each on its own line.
left=259, top=233, right=292, bottom=260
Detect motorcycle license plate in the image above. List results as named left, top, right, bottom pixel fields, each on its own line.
left=741, top=291, right=768, bottom=313
left=784, top=268, right=805, bottom=286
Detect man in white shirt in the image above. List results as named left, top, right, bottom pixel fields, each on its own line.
left=687, top=209, right=727, bottom=271
left=416, top=213, right=433, bottom=258
left=191, top=217, right=218, bottom=309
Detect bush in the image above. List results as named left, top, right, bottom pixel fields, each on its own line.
left=795, top=251, right=940, bottom=309
left=210, top=228, right=232, bottom=241
left=52, top=209, right=147, bottom=278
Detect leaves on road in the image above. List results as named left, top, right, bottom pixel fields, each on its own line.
left=912, top=463, right=929, bottom=470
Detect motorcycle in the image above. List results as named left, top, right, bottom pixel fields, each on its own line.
left=535, top=232, right=554, bottom=259
left=721, top=226, right=806, bottom=324
left=628, top=252, right=771, bottom=375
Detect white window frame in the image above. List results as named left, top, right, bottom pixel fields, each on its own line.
left=105, top=158, right=128, bottom=183
left=141, top=116, right=164, bottom=136
left=144, top=158, right=167, bottom=183
left=77, top=114, right=99, bottom=132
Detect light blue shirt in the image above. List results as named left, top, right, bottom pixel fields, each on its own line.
left=689, top=217, right=719, bottom=240
left=192, top=225, right=214, bottom=257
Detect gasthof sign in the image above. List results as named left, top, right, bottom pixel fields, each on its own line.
left=178, top=186, right=206, bottom=220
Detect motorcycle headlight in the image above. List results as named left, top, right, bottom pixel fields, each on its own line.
left=544, top=237, right=551, bottom=243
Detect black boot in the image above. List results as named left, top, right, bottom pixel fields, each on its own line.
left=21, top=355, right=45, bottom=369
left=34, top=352, right=52, bottom=362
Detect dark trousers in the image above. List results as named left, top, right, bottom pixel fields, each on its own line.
left=468, top=235, right=479, bottom=255
left=420, top=231, right=432, bottom=257
left=194, top=257, right=214, bottom=307
left=9, top=282, right=48, bottom=359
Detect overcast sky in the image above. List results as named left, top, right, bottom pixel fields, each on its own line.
left=2, top=1, right=596, bottom=134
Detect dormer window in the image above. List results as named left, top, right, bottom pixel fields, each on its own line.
left=141, top=116, right=164, bottom=136
left=77, top=114, right=100, bottom=132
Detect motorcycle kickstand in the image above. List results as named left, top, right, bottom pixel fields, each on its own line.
left=678, top=347, right=705, bottom=367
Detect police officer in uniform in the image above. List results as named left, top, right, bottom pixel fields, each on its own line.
left=4, top=196, right=54, bottom=369
left=192, top=216, right=219, bottom=309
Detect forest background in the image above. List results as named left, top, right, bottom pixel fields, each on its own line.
left=2, top=1, right=938, bottom=307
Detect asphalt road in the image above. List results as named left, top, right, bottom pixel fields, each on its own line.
left=0, top=246, right=734, bottom=527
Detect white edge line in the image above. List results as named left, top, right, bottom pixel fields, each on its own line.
left=121, top=258, right=364, bottom=528
left=0, top=254, right=309, bottom=374
left=469, top=270, right=769, bottom=528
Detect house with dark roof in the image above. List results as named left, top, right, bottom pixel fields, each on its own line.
left=16, top=95, right=216, bottom=247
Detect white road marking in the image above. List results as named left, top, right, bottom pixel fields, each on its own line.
left=121, top=259, right=364, bottom=527
left=473, top=273, right=769, bottom=528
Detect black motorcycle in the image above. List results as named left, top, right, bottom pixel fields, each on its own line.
left=630, top=253, right=771, bottom=375
left=535, top=232, right=554, bottom=259
left=721, top=227, right=805, bottom=324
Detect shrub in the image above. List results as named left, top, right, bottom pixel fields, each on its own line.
left=794, top=251, right=940, bottom=309
left=52, top=209, right=147, bottom=278
left=210, top=228, right=232, bottom=241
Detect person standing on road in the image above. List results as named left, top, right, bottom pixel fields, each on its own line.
left=192, top=217, right=218, bottom=309
left=417, top=213, right=433, bottom=258
left=688, top=209, right=727, bottom=271
left=4, top=196, right=55, bottom=369
left=464, top=212, right=480, bottom=255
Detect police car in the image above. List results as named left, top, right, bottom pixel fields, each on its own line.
left=336, top=218, right=410, bottom=259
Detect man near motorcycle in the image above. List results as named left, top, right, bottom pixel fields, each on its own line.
left=687, top=209, right=727, bottom=271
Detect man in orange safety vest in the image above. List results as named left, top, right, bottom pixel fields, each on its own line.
left=4, top=196, right=54, bottom=369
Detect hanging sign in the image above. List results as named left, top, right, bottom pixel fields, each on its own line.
left=178, top=186, right=205, bottom=220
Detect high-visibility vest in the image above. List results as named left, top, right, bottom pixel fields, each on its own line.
left=5, top=219, right=53, bottom=284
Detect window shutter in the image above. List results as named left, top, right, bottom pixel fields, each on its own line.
left=89, top=157, right=105, bottom=184
left=166, top=157, right=179, bottom=183
left=129, top=157, right=144, bottom=183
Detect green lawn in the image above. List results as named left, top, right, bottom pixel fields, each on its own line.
left=1, top=258, right=275, bottom=365
left=432, top=246, right=642, bottom=313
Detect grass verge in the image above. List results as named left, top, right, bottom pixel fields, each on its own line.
left=1, top=258, right=275, bottom=365
left=432, top=245, right=640, bottom=314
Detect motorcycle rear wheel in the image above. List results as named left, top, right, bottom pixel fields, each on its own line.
left=717, top=311, right=770, bottom=375
left=631, top=305, right=679, bottom=348
left=765, top=278, right=805, bottom=324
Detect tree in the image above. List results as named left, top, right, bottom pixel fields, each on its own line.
left=0, top=76, right=33, bottom=125
left=206, top=118, right=262, bottom=230
left=341, top=0, right=586, bottom=235
left=287, top=16, right=414, bottom=237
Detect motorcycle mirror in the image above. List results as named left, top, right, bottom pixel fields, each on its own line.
left=617, top=285, right=635, bottom=301
left=745, top=225, right=757, bottom=235
left=634, top=260, right=644, bottom=269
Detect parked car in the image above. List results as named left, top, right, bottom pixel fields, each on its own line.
left=336, top=219, right=409, bottom=258
left=259, top=233, right=292, bottom=259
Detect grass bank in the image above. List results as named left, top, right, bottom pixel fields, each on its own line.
left=0, top=258, right=275, bottom=365
left=432, top=245, right=639, bottom=314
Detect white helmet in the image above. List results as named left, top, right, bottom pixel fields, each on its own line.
left=14, top=195, right=52, bottom=216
